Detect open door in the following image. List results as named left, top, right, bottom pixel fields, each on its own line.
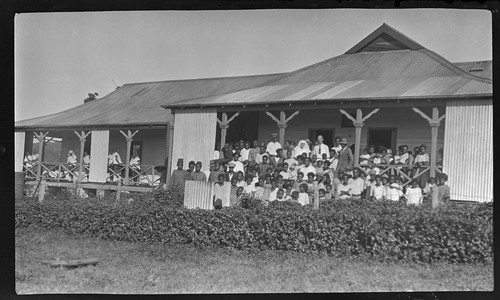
left=367, top=127, right=397, bottom=152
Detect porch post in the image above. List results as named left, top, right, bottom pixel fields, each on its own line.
left=339, top=108, right=379, bottom=168
left=412, top=107, right=445, bottom=178
left=33, top=131, right=48, bottom=180
left=166, top=120, right=175, bottom=182
left=120, top=129, right=139, bottom=185
left=217, top=112, right=239, bottom=150
left=265, top=110, right=300, bottom=147
left=74, top=131, right=90, bottom=182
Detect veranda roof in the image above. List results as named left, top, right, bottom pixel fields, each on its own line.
left=15, top=73, right=285, bottom=130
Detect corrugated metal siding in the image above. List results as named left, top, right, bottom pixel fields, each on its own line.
left=443, top=100, right=493, bottom=202
left=171, top=110, right=217, bottom=174
left=184, top=181, right=214, bottom=209
left=89, top=130, right=109, bottom=182
left=15, top=132, right=25, bottom=172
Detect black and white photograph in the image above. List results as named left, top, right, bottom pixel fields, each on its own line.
left=14, top=7, right=493, bottom=294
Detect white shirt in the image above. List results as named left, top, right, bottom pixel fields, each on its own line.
left=371, top=184, right=386, bottom=200
left=386, top=186, right=402, bottom=201
left=406, top=187, right=423, bottom=205
left=337, top=184, right=351, bottom=200
left=232, top=160, right=245, bottom=174
left=112, top=152, right=122, bottom=164
left=240, top=148, right=250, bottom=161
left=312, top=144, right=330, bottom=157
left=83, top=155, right=91, bottom=164
left=299, top=165, right=316, bottom=176
left=67, top=154, right=77, bottom=164
left=266, top=141, right=282, bottom=156
left=280, top=171, right=290, bottom=180
left=349, top=178, right=365, bottom=195
left=269, top=188, right=278, bottom=201
left=298, top=193, right=310, bottom=205
left=214, top=151, right=220, bottom=160
left=243, top=184, right=256, bottom=195
left=130, top=157, right=140, bottom=166
left=399, top=153, right=409, bottom=164
left=285, top=158, right=297, bottom=167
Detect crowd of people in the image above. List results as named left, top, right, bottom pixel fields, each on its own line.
left=167, top=133, right=450, bottom=209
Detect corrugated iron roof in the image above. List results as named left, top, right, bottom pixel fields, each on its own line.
left=166, top=48, right=492, bottom=108
left=16, top=23, right=492, bottom=129
left=454, top=60, right=492, bottom=79
left=15, top=73, right=285, bottom=129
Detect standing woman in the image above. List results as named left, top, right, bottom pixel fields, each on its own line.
left=414, top=144, right=430, bottom=188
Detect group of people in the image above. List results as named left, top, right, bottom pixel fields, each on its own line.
left=107, top=148, right=143, bottom=182
left=167, top=133, right=450, bottom=209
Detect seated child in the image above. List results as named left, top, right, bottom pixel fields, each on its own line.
left=322, top=160, right=334, bottom=179
left=280, top=163, right=290, bottom=180
left=291, top=191, right=299, bottom=203
left=405, top=180, right=423, bottom=206
left=422, top=177, right=436, bottom=202
left=213, top=173, right=227, bottom=209
left=236, top=171, right=247, bottom=187
left=359, top=148, right=371, bottom=166
left=254, top=177, right=266, bottom=200
left=243, top=176, right=256, bottom=196
left=336, top=174, right=351, bottom=200
left=293, top=172, right=305, bottom=192
left=297, top=183, right=310, bottom=206
left=274, top=188, right=286, bottom=201
left=268, top=178, right=278, bottom=201
left=318, top=188, right=327, bottom=203
left=231, top=186, right=244, bottom=206
left=386, top=181, right=403, bottom=201
left=315, top=160, right=324, bottom=176
left=325, top=184, right=333, bottom=200
left=306, top=172, right=316, bottom=200
left=370, top=175, right=386, bottom=201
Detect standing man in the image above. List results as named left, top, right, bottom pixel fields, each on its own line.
left=168, top=158, right=189, bottom=189
left=336, top=138, right=353, bottom=174
left=188, top=161, right=207, bottom=182
left=312, top=135, right=330, bottom=157
left=209, top=160, right=225, bottom=182
left=248, top=140, right=260, bottom=168
left=225, top=161, right=237, bottom=181
left=266, top=133, right=282, bottom=157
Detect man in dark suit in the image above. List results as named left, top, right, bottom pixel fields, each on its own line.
left=225, top=161, right=236, bottom=181
left=336, top=138, right=353, bottom=173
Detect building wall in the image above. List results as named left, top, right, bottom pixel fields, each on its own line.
left=257, top=107, right=445, bottom=152
left=443, top=100, right=492, bottom=202
left=108, top=128, right=166, bottom=166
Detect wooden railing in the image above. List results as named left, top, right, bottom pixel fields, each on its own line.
left=363, top=163, right=442, bottom=187
left=106, top=164, right=161, bottom=186
left=23, top=162, right=161, bottom=187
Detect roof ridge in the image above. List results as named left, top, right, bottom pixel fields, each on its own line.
left=122, top=72, right=288, bottom=86
left=420, top=49, right=492, bottom=84
left=453, top=59, right=492, bottom=64
left=260, top=53, right=350, bottom=86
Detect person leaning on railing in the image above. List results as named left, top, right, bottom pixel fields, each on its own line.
left=129, top=152, right=141, bottom=183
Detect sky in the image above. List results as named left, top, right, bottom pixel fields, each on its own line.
left=15, top=9, right=492, bottom=122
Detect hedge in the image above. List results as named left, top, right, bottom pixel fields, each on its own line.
left=15, top=186, right=493, bottom=264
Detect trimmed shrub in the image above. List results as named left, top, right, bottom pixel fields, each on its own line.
left=15, top=192, right=493, bottom=264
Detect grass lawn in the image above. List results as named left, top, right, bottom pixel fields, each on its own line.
left=15, top=227, right=493, bottom=294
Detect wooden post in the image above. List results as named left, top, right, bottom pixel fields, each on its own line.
left=339, top=109, right=379, bottom=168
left=33, top=131, right=48, bottom=181
left=412, top=107, right=445, bottom=179
left=74, top=131, right=90, bottom=182
left=120, top=129, right=139, bottom=185
left=313, top=181, right=319, bottom=209
left=38, top=179, right=46, bottom=202
left=217, top=112, right=240, bottom=150
left=116, top=180, right=121, bottom=202
left=430, top=183, right=439, bottom=209
left=265, top=110, right=300, bottom=147
left=166, top=121, right=175, bottom=184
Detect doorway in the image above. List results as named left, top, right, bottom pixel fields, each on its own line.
left=215, top=111, right=260, bottom=145
left=367, top=128, right=397, bottom=152
left=308, top=128, right=335, bottom=147
left=131, top=141, right=143, bottom=159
